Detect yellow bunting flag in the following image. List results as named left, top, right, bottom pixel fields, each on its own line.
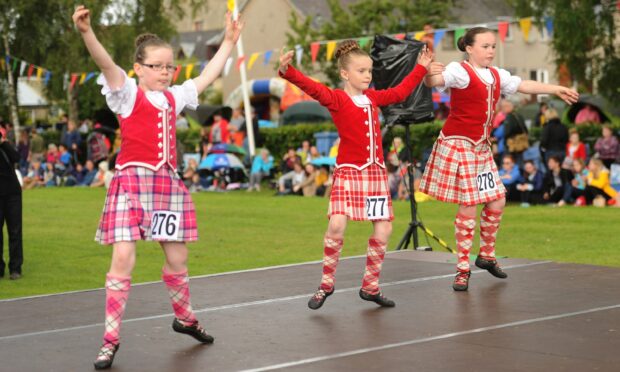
left=326, top=41, right=337, bottom=61
left=36, top=67, right=43, bottom=81
left=79, top=72, right=86, bottom=84
left=247, top=52, right=260, bottom=70
left=128, top=69, right=135, bottom=78
left=0, top=58, right=4, bottom=71
left=519, top=17, right=532, bottom=41
left=185, top=64, right=194, bottom=79
left=414, top=31, right=425, bottom=41
left=227, top=0, right=235, bottom=12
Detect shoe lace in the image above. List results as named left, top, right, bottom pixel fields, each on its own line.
left=96, top=345, right=116, bottom=361
left=455, top=272, right=470, bottom=285
left=312, top=289, right=328, bottom=301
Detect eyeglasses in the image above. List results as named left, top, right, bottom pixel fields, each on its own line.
left=140, top=63, right=176, bottom=73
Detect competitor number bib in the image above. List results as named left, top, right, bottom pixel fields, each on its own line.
left=151, top=211, right=181, bottom=240
left=366, top=196, right=389, bottom=220
left=477, top=170, right=499, bottom=196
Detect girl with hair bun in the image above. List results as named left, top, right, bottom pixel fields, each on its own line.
left=73, top=5, right=242, bottom=369
left=279, top=40, right=432, bottom=310
left=422, top=27, right=579, bottom=291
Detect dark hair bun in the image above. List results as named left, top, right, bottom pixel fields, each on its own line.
left=335, top=40, right=361, bottom=60
left=457, top=36, right=466, bottom=52
left=135, top=33, right=159, bottom=48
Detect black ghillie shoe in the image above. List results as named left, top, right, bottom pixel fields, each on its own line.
left=452, top=271, right=471, bottom=291
left=475, top=257, right=508, bottom=279
left=172, top=318, right=215, bottom=344
left=93, top=344, right=119, bottom=370
left=359, top=289, right=395, bottom=307
left=308, top=287, right=334, bottom=310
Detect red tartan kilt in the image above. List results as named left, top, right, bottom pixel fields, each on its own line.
left=419, top=136, right=505, bottom=206
left=328, top=164, right=394, bottom=221
left=95, top=166, right=198, bottom=244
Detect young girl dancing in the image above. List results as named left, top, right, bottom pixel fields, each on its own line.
left=422, top=27, right=578, bottom=291
left=73, top=5, right=242, bottom=369
left=279, top=40, right=432, bottom=309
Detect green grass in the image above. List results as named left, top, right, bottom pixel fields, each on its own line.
left=1, top=187, right=619, bottom=299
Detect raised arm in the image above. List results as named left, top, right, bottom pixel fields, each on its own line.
left=517, top=80, right=579, bottom=105
left=193, top=12, right=243, bottom=94
left=278, top=50, right=340, bottom=111
left=72, top=5, right=124, bottom=90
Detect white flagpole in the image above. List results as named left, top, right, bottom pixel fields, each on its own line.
left=232, top=2, right=256, bottom=158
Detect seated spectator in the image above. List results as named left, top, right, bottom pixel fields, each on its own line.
left=543, top=155, right=573, bottom=206
left=297, top=140, right=311, bottom=165
left=22, top=160, right=45, bottom=189
left=563, top=128, right=587, bottom=169
left=46, top=143, right=59, bottom=164
left=570, top=158, right=589, bottom=206
left=277, top=161, right=306, bottom=195
left=501, top=99, right=528, bottom=165
left=182, top=158, right=199, bottom=189
left=574, top=104, right=601, bottom=125
left=515, top=160, right=544, bottom=206
left=297, top=163, right=319, bottom=196
left=498, top=154, right=520, bottom=201
left=540, top=108, right=568, bottom=164
left=308, top=145, right=321, bottom=163
left=43, top=162, right=59, bottom=187
left=90, top=161, right=113, bottom=188
left=584, top=158, right=617, bottom=206
left=58, top=144, right=72, bottom=167
left=78, top=160, right=98, bottom=187
left=315, top=165, right=330, bottom=196
left=248, top=148, right=274, bottom=192
left=594, top=125, right=619, bottom=169
left=281, top=147, right=301, bottom=173
left=329, top=137, right=340, bottom=158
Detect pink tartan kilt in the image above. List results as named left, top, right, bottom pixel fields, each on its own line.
left=328, top=164, right=394, bottom=221
left=419, top=136, right=505, bottom=206
left=95, top=166, right=198, bottom=245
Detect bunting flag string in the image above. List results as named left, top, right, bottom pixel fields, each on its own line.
left=1, top=14, right=564, bottom=92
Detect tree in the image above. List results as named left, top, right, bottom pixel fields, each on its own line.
left=0, top=0, right=207, bottom=130
left=509, top=0, right=620, bottom=102
left=286, top=0, right=454, bottom=86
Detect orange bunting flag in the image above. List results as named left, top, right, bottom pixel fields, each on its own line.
left=414, top=31, right=425, bottom=41
left=326, top=41, right=336, bottom=61
left=498, top=22, right=509, bottom=43
left=185, top=63, right=194, bottom=79
left=395, top=33, right=405, bottom=40
left=128, top=69, right=135, bottom=78
left=519, top=17, right=532, bottom=41
left=172, top=65, right=182, bottom=82
left=0, top=58, right=4, bottom=71
left=247, top=52, right=260, bottom=70
left=236, top=56, right=245, bottom=70
left=69, top=73, right=78, bottom=91
left=311, top=42, right=320, bottom=63
left=27, top=64, right=35, bottom=78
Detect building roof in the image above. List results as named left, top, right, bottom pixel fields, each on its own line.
left=170, top=29, right=223, bottom=60
left=289, top=0, right=514, bottom=28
